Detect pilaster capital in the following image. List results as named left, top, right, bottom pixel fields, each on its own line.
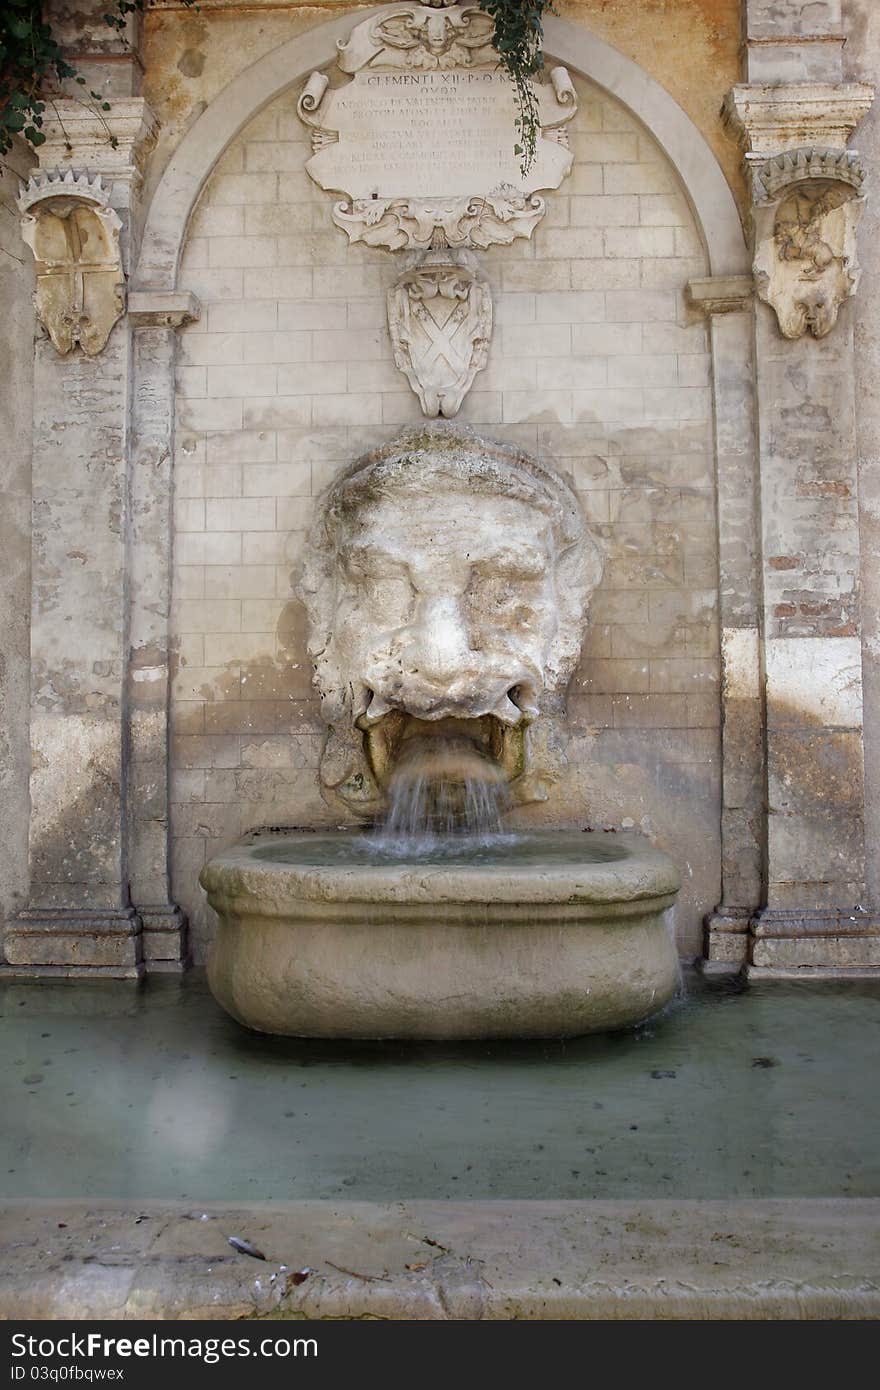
left=723, top=82, right=875, bottom=160
left=31, top=97, right=158, bottom=186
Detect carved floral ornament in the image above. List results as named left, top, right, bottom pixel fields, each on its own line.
left=751, top=148, right=866, bottom=340
left=18, top=170, right=124, bottom=356
left=297, top=4, right=577, bottom=252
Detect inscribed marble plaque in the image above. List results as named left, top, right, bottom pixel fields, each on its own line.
left=297, top=4, right=578, bottom=250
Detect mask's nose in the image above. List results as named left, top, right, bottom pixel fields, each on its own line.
left=405, top=594, right=473, bottom=686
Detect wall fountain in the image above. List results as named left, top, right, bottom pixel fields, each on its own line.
left=201, top=425, right=681, bottom=1038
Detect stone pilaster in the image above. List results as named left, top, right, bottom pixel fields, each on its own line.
left=743, top=0, right=846, bottom=84
left=3, top=90, right=187, bottom=977
left=46, top=0, right=144, bottom=99
left=688, top=277, right=764, bottom=971
left=848, top=0, right=880, bottom=921
left=721, top=0, right=880, bottom=975
left=128, top=293, right=200, bottom=971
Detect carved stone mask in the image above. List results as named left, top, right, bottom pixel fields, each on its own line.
left=299, top=425, right=604, bottom=815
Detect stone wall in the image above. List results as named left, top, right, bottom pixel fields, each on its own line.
left=0, top=138, right=35, bottom=955
left=169, top=73, right=721, bottom=959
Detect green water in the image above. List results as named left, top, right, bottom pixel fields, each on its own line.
left=1, top=972, right=878, bottom=1201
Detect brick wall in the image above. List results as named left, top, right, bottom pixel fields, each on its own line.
left=172, top=74, right=721, bottom=959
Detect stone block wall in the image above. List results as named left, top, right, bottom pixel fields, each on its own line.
left=170, top=73, right=721, bottom=959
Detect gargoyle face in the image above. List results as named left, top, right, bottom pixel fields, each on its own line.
left=300, top=427, right=603, bottom=815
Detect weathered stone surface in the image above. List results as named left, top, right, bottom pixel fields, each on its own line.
left=18, top=172, right=125, bottom=357
left=725, top=81, right=874, bottom=155
left=0, top=136, right=35, bottom=961
left=8, top=83, right=187, bottom=975
left=299, top=424, right=603, bottom=814
left=751, top=923, right=880, bottom=969
left=751, top=156, right=864, bottom=339
left=4, top=907, right=143, bottom=974
left=1, top=1197, right=878, bottom=1320
left=202, top=829, right=680, bottom=1039
left=27, top=96, right=158, bottom=186
left=745, top=1, right=846, bottom=83
left=847, top=0, right=880, bottom=917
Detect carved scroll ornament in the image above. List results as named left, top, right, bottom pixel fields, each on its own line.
left=18, top=170, right=125, bottom=356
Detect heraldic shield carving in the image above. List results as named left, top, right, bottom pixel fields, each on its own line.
left=18, top=170, right=125, bottom=357
left=387, top=252, right=492, bottom=417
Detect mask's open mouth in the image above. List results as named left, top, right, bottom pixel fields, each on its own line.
left=355, top=686, right=537, bottom=788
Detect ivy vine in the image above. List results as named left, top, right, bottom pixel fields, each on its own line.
left=478, top=0, right=555, bottom=177
left=0, top=0, right=194, bottom=160
left=2, top=0, right=553, bottom=173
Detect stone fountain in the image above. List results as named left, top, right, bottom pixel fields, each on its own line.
left=201, top=425, right=680, bottom=1038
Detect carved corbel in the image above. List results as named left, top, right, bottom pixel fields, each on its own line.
left=128, top=290, right=202, bottom=329
left=387, top=251, right=492, bottom=416
left=750, top=148, right=866, bottom=339
left=687, top=275, right=754, bottom=316
left=18, top=170, right=125, bottom=356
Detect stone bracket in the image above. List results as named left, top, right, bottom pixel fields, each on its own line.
left=687, top=275, right=754, bottom=315
left=128, top=290, right=201, bottom=329
left=27, top=97, right=159, bottom=186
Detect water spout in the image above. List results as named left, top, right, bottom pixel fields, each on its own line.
left=369, top=735, right=510, bottom=854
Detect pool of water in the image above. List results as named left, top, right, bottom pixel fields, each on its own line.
left=251, top=829, right=630, bottom=868
left=2, top=971, right=878, bottom=1202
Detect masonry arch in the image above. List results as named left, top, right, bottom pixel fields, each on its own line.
left=135, top=11, right=748, bottom=289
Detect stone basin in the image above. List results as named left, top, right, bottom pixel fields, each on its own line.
left=201, top=829, right=681, bottom=1040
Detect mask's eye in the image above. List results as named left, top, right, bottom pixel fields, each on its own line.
left=358, top=575, right=414, bottom=627
left=465, top=565, right=546, bottom=625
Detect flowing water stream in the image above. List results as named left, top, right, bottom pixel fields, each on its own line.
left=369, top=735, right=510, bottom=856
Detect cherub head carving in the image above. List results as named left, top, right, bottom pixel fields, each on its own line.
left=299, top=425, right=603, bottom=815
